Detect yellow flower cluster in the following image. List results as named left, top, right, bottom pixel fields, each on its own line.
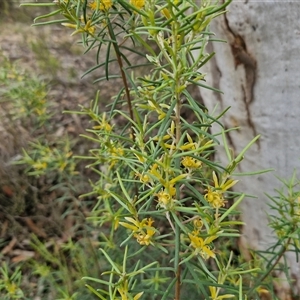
left=111, top=146, right=124, bottom=157
left=156, top=188, right=175, bottom=209
left=181, top=156, right=202, bottom=169
left=117, top=287, right=143, bottom=300
left=205, top=187, right=226, bottom=209
left=136, top=160, right=187, bottom=209
left=119, top=217, right=156, bottom=246
left=93, top=112, right=112, bottom=132
left=108, top=145, right=124, bottom=168
left=146, top=99, right=167, bottom=120
left=61, top=20, right=95, bottom=35
left=136, top=172, right=151, bottom=184
left=208, top=286, right=235, bottom=299
left=205, top=172, right=238, bottom=209
left=89, top=0, right=113, bottom=11
left=130, top=0, right=145, bottom=10
left=32, top=160, right=47, bottom=170
left=147, top=163, right=187, bottom=209
left=188, top=230, right=217, bottom=260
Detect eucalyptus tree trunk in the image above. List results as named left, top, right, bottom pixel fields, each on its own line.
left=198, top=2, right=300, bottom=298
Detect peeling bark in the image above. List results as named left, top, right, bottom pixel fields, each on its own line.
left=222, top=12, right=260, bottom=147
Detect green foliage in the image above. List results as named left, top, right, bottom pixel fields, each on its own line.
left=0, top=51, right=99, bottom=299
left=268, top=172, right=300, bottom=249
left=0, top=262, right=24, bottom=300
left=28, top=235, right=102, bottom=300
left=0, top=0, right=11, bottom=18
left=17, top=139, right=77, bottom=178
left=30, top=39, right=61, bottom=77
left=0, top=53, right=51, bottom=129
left=10, top=0, right=300, bottom=299
left=246, top=173, right=300, bottom=299
left=22, top=0, right=260, bottom=298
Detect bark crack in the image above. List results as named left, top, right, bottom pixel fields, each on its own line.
left=207, top=42, right=236, bottom=152
left=223, top=10, right=260, bottom=147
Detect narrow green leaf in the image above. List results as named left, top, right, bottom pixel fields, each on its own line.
left=218, top=194, right=245, bottom=223
left=100, top=248, right=121, bottom=273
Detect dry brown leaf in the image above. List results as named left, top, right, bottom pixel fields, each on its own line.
left=1, top=236, right=17, bottom=255
left=0, top=220, right=9, bottom=237
left=23, top=217, right=47, bottom=238
left=11, top=250, right=35, bottom=263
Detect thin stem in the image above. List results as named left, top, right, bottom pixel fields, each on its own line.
left=171, top=8, right=183, bottom=299
left=106, top=17, right=135, bottom=139
left=175, top=258, right=181, bottom=300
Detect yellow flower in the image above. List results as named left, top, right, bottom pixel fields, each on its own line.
left=156, top=189, right=173, bottom=209
left=111, top=146, right=124, bottom=157
left=193, top=218, right=203, bottom=230
left=89, top=1, right=98, bottom=10
left=134, top=228, right=155, bottom=246
left=33, top=160, right=47, bottom=170
left=156, top=180, right=183, bottom=209
left=188, top=231, right=217, bottom=259
left=89, top=0, right=112, bottom=11
left=88, top=26, right=96, bottom=34
left=108, top=145, right=124, bottom=169
left=132, top=151, right=146, bottom=163
left=119, top=217, right=156, bottom=246
left=130, top=0, right=145, bottom=10
left=117, top=287, right=143, bottom=300
left=209, top=286, right=235, bottom=299
left=256, top=286, right=271, bottom=298
left=6, top=282, right=18, bottom=295
left=93, top=112, right=113, bottom=132
left=35, top=107, right=46, bottom=116
left=182, top=156, right=202, bottom=169
left=205, top=188, right=226, bottom=209
left=147, top=100, right=167, bottom=120
left=148, top=163, right=164, bottom=183
left=59, top=161, right=67, bottom=172
left=212, top=171, right=238, bottom=192
left=180, top=133, right=196, bottom=151
left=136, top=172, right=151, bottom=184
left=165, top=183, right=176, bottom=197
left=120, top=217, right=139, bottom=231
left=204, top=172, right=238, bottom=208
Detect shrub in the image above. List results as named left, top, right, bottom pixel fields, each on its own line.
left=18, top=0, right=300, bottom=299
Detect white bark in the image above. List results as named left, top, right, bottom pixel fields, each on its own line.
left=198, top=1, right=300, bottom=298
